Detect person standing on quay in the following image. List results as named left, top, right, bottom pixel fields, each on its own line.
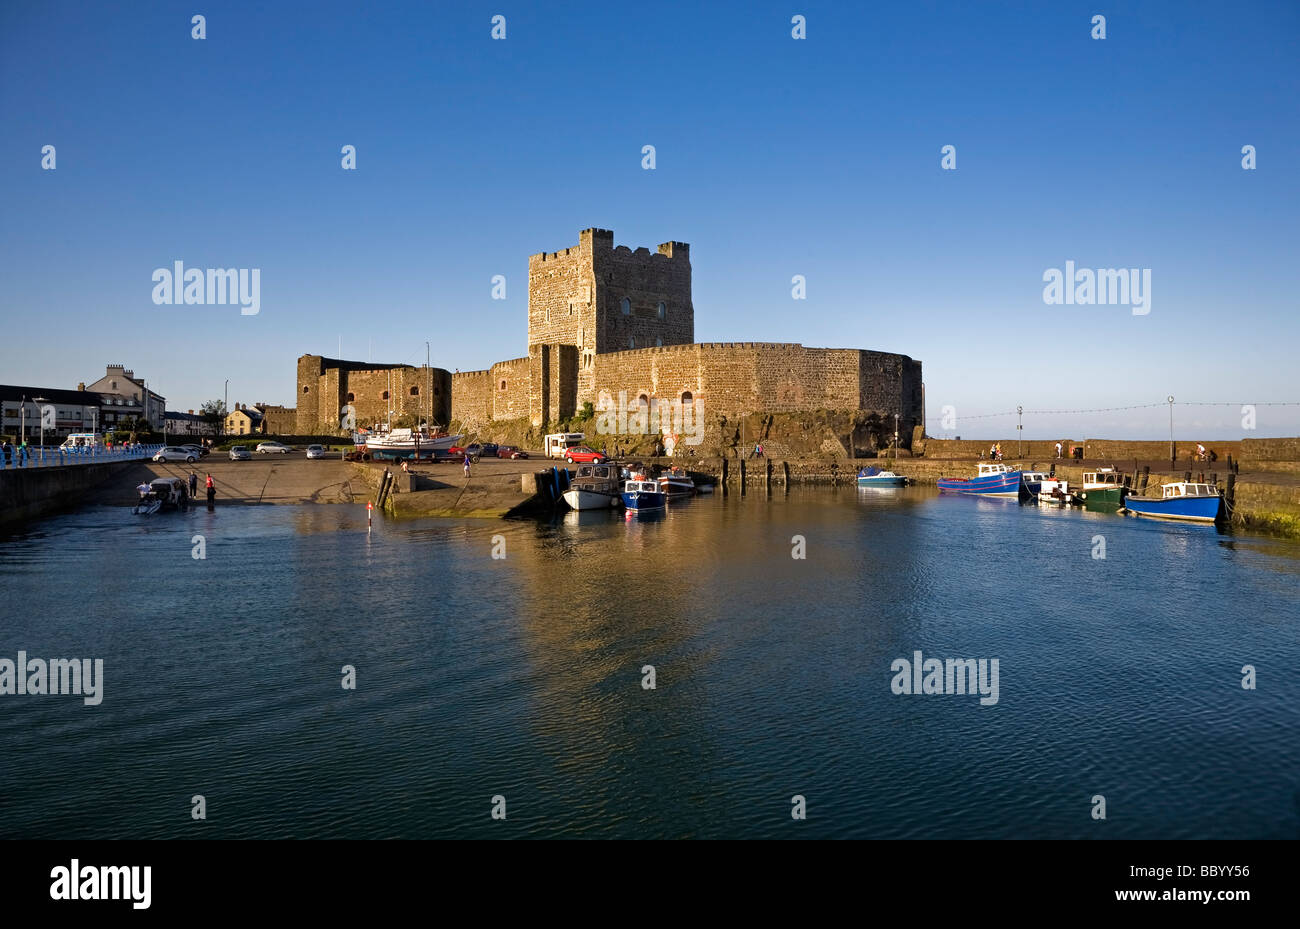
left=189, top=471, right=199, bottom=498
left=1055, top=441, right=1063, bottom=459
left=205, top=473, right=216, bottom=509
left=463, top=454, right=471, bottom=478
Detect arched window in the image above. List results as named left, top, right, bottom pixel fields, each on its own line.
left=303, top=386, right=310, bottom=394
left=629, top=336, right=636, bottom=349
left=500, top=380, right=507, bottom=390
left=637, top=394, right=649, bottom=408
left=410, top=386, right=419, bottom=396
left=346, top=392, right=355, bottom=402
left=655, top=337, right=663, bottom=347
left=620, top=297, right=631, bottom=315
left=657, top=302, right=666, bottom=319
left=681, top=391, right=693, bottom=406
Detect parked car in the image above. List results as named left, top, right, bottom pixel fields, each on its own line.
left=229, top=445, right=252, bottom=460
left=153, top=446, right=198, bottom=463
left=181, top=443, right=210, bottom=457
left=256, top=441, right=291, bottom=454
left=497, top=445, right=528, bottom=460
left=305, top=445, right=327, bottom=459
left=464, top=443, right=483, bottom=460
left=477, top=443, right=499, bottom=458
left=563, top=446, right=605, bottom=464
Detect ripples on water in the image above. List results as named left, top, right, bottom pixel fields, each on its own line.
left=0, top=488, right=1297, bottom=838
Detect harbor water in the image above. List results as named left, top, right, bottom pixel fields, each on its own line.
left=1, top=488, right=1297, bottom=838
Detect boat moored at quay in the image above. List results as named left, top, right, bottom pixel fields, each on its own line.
left=621, top=479, right=667, bottom=513
left=1078, top=467, right=1128, bottom=505
left=1121, top=481, right=1222, bottom=523
left=937, top=463, right=1025, bottom=498
left=856, top=466, right=908, bottom=487
left=562, top=463, right=622, bottom=510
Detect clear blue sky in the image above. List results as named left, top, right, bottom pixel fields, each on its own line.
left=2, top=0, right=1297, bottom=439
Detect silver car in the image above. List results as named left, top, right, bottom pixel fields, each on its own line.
left=153, top=446, right=198, bottom=463
left=256, top=442, right=291, bottom=454
left=228, top=445, right=252, bottom=460
left=305, top=445, right=327, bottom=459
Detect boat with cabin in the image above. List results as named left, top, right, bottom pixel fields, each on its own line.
left=357, top=427, right=464, bottom=461
left=621, top=478, right=667, bottom=513
left=1035, top=477, right=1073, bottom=505
left=1078, top=467, right=1127, bottom=505
left=856, top=466, right=907, bottom=487
left=562, top=463, right=622, bottom=510
left=658, top=467, right=696, bottom=497
left=1121, top=481, right=1221, bottom=523
left=937, top=463, right=1025, bottom=498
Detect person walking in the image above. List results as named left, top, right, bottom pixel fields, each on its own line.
left=463, top=453, right=471, bottom=478
left=189, top=471, right=199, bottom=498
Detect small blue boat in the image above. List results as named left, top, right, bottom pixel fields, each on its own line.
left=856, top=466, right=907, bottom=487
left=937, top=463, right=1024, bottom=498
left=1122, top=481, right=1221, bottom=523
left=620, top=479, right=666, bottom=512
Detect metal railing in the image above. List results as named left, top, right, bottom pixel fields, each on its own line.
left=0, top=444, right=167, bottom=469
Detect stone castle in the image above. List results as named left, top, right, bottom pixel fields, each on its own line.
left=298, top=228, right=922, bottom=448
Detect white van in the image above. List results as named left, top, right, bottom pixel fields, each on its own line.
left=59, top=433, right=99, bottom=449
left=544, top=433, right=586, bottom=459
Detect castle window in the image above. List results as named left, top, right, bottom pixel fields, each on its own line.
left=303, top=386, right=310, bottom=394
left=569, top=303, right=575, bottom=316
left=681, top=391, right=693, bottom=407
left=500, top=380, right=507, bottom=391
left=637, top=394, right=649, bottom=408
left=657, top=302, right=666, bottom=319
left=655, top=338, right=663, bottom=347
left=346, top=392, right=355, bottom=402
left=382, top=391, right=390, bottom=400
left=620, top=297, right=630, bottom=315
left=629, top=336, right=635, bottom=349
left=410, top=386, right=419, bottom=396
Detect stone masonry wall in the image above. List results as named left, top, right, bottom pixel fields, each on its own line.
left=297, top=355, right=450, bottom=434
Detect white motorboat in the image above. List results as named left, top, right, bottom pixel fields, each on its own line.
left=358, top=427, right=463, bottom=461
left=132, top=477, right=189, bottom=514
left=562, top=463, right=621, bottom=510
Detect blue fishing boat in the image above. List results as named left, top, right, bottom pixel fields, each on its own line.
left=937, top=463, right=1024, bottom=498
left=856, top=466, right=907, bottom=487
left=1122, top=481, right=1221, bottom=523
left=620, top=478, right=666, bottom=512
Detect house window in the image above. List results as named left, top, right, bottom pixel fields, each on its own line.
left=657, top=302, right=666, bottom=319
left=110, top=381, right=117, bottom=390
left=620, top=297, right=630, bottom=315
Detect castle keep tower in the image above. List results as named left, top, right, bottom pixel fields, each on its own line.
left=527, top=228, right=693, bottom=419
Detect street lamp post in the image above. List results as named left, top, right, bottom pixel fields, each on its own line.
left=1167, top=395, right=1175, bottom=461
left=1017, top=405, right=1023, bottom=458
left=33, top=397, right=47, bottom=455
left=426, top=341, right=431, bottom=431
left=224, top=379, right=229, bottom=438
left=19, top=395, right=26, bottom=446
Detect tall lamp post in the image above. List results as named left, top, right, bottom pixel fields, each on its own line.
left=1017, top=405, right=1023, bottom=458
left=1167, top=395, right=1175, bottom=461
left=224, top=379, right=229, bottom=438
left=33, top=397, right=47, bottom=454
left=19, top=394, right=26, bottom=445
left=426, top=341, right=431, bottom=431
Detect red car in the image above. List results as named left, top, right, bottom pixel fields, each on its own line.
left=563, top=446, right=605, bottom=464
left=497, top=445, right=528, bottom=460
